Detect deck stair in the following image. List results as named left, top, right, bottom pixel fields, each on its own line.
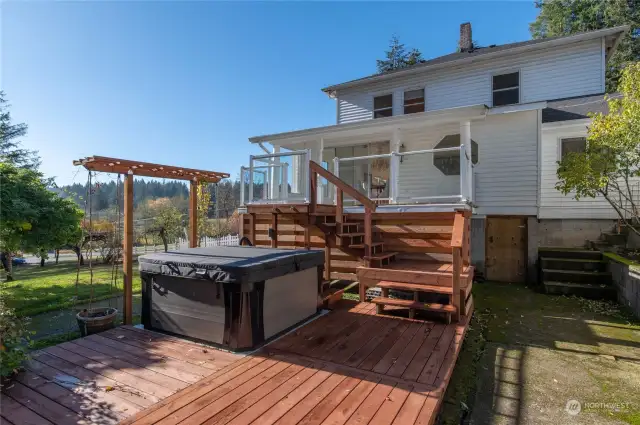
left=539, top=248, right=615, bottom=300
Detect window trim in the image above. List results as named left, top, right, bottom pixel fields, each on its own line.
left=372, top=93, right=393, bottom=119
left=557, top=135, right=587, bottom=161
left=491, top=70, right=521, bottom=107
left=402, top=88, right=425, bottom=114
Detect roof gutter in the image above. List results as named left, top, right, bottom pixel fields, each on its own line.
left=321, top=25, right=629, bottom=96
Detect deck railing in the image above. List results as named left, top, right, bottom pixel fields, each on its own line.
left=333, top=145, right=474, bottom=206
left=240, top=144, right=473, bottom=207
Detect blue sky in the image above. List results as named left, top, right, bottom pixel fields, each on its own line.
left=3, top=1, right=538, bottom=186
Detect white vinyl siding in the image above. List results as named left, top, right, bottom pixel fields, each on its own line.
left=539, top=122, right=631, bottom=219
left=324, top=110, right=538, bottom=215
left=337, top=38, right=604, bottom=123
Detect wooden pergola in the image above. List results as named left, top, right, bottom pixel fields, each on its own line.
left=73, top=156, right=230, bottom=324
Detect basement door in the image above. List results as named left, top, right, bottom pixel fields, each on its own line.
left=485, top=217, right=527, bottom=283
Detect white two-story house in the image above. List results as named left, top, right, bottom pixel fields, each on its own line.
left=241, top=23, right=629, bottom=283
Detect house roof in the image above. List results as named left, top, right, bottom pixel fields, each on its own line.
left=322, top=25, right=629, bottom=96
left=542, top=93, right=622, bottom=123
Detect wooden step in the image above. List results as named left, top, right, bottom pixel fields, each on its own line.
left=330, top=271, right=357, bottom=281
left=364, top=252, right=399, bottom=261
left=377, top=281, right=453, bottom=294
left=325, top=222, right=360, bottom=227
left=349, top=242, right=384, bottom=249
left=370, top=297, right=457, bottom=313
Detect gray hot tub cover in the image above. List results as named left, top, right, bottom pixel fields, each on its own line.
left=138, top=246, right=324, bottom=284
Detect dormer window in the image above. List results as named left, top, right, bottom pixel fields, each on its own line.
left=373, top=94, right=393, bottom=118
left=404, top=89, right=425, bottom=114
left=492, top=71, right=520, bottom=106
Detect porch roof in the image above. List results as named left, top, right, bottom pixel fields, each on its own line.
left=248, top=104, right=488, bottom=146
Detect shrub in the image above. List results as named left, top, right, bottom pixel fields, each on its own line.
left=0, top=294, right=32, bottom=379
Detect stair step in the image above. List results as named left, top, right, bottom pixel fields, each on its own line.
left=542, top=268, right=611, bottom=285
left=330, top=271, right=357, bottom=281
left=337, top=233, right=365, bottom=238
left=602, top=232, right=626, bottom=245
left=371, top=297, right=457, bottom=313
left=540, top=257, right=607, bottom=272
left=377, top=281, right=453, bottom=294
left=538, top=247, right=602, bottom=260
left=325, top=222, right=360, bottom=227
left=543, top=281, right=617, bottom=300
left=364, top=252, right=399, bottom=261
left=349, top=242, right=384, bottom=249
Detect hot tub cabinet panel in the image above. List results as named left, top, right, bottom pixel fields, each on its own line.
left=139, top=246, right=324, bottom=351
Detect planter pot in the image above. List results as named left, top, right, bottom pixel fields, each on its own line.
left=76, top=307, right=118, bottom=336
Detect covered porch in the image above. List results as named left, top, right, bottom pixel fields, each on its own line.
left=240, top=105, right=486, bottom=212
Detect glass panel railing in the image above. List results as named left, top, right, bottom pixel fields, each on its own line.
left=335, top=153, right=391, bottom=206
left=395, top=148, right=462, bottom=204
left=245, top=150, right=310, bottom=204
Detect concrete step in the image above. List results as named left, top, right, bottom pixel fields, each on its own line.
left=602, top=232, right=626, bottom=246
left=541, top=268, right=611, bottom=285
left=540, top=257, right=607, bottom=272
left=538, top=247, right=602, bottom=261
left=543, top=281, right=617, bottom=300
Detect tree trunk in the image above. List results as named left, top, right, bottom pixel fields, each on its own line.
left=1, top=252, right=13, bottom=281
left=160, top=229, right=168, bottom=252
left=72, top=246, right=84, bottom=265
left=55, top=249, right=60, bottom=264
left=40, top=256, right=45, bottom=267
left=40, top=249, right=46, bottom=267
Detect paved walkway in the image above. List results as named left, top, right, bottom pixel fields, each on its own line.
left=29, top=294, right=142, bottom=339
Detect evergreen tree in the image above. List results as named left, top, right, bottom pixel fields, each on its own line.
left=376, top=36, right=426, bottom=73
left=0, top=91, right=40, bottom=170
left=530, top=0, right=640, bottom=91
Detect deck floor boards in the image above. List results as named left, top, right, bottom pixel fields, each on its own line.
left=3, top=301, right=473, bottom=425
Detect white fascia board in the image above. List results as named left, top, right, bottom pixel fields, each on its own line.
left=542, top=118, right=591, bottom=130
left=249, top=104, right=488, bottom=145
left=487, top=101, right=548, bottom=115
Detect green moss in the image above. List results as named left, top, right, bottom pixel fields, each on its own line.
left=603, top=251, right=640, bottom=270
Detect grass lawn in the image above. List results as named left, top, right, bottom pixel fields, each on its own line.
left=3, top=262, right=141, bottom=317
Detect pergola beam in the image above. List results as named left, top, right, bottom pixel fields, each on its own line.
left=73, top=156, right=230, bottom=183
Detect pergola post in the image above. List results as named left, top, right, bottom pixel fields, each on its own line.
left=123, top=173, right=134, bottom=325
left=189, top=180, right=198, bottom=248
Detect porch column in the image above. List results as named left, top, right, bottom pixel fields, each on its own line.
left=269, top=145, right=280, bottom=200
left=460, top=121, right=472, bottom=203
left=390, top=129, right=401, bottom=204
left=311, top=138, right=324, bottom=204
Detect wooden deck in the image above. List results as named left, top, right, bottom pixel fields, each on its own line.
left=2, top=300, right=473, bottom=425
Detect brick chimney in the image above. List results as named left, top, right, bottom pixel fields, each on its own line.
left=459, top=22, right=472, bottom=52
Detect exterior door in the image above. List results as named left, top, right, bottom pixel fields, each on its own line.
left=485, top=217, right=527, bottom=283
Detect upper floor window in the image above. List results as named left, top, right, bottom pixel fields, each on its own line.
left=560, top=137, right=586, bottom=159
left=492, top=71, right=519, bottom=106
left=373, top=94, right=393, bottom=118
left=404, top=89, right=425, bottom=114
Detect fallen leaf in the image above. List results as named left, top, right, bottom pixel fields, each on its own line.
left=105, top=386, right=114, bottom=392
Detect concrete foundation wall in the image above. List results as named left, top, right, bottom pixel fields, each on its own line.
left=608, top=259, right=640, bottom=319
left=470, top=217, right=486, bottom=277
left=537, top=219, right=616, bottom=248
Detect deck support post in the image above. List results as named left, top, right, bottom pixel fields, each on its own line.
left=452, top=247, right=462, bottom=322
left=189, top=180, right=198, bottom=248
left=271, top=213, right=278, bottom=248
left=364, top=208, right=372, bottom=268
left=123, top=173, right=134, bottom=325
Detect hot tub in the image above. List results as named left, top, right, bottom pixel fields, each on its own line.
left=139, top=246, right=324, bottom=351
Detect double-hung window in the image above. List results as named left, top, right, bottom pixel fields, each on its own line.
left=403, top=89, right=425, bottom=114
left=373, top=94, right=393, bottom=118
left=492, top=71, right=520, bottom=106
left=560, top=137, right=587, bottom=159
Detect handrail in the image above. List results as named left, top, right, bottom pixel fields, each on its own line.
left=336, top=145, right=461, bottom=163
left=309, top=161, right=377, bottom=211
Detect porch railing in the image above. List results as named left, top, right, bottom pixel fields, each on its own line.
left=240, top=144, right=474, bottom=207
left=333, top=144, right=474, bottom=206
